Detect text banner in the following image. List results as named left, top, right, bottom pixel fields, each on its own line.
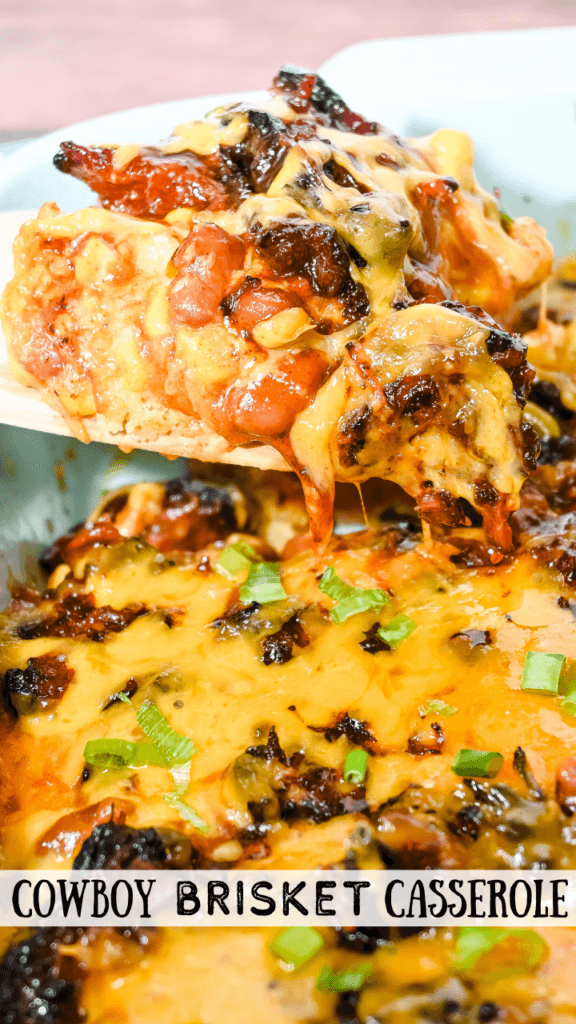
left=2, top=870, right=576, bottom=927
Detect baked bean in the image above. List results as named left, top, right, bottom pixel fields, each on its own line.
left=170, top=224, right=245, bottom=328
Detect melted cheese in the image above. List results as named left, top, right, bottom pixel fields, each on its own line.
left=1, top=488, right=576, bottom=1018
left=333, top=303, right=525, bottom=499
left=525, top=317, right=576, bottom=412
left=53, top=924, right=573, bottom=1024
left=1, top=91, right=554, bottom=548
left=1, top=529, right=576, bottom=869
left=0, top=77, right=573, bottom=1024
left=168, top=111, right=249, bottom=155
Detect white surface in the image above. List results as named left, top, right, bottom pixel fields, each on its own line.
left=321, top=27, right=576, bottom=102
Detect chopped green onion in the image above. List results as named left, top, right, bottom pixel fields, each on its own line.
left=240, top=562, right=286, bottom=605
left=560, top=661, right=576, bottom=693
left=378, top=614, right=417, bottom=648
left=454, top=926, right=548, bottom=973
left=418, top=699, right=458, bottom=718
left=514, top=930, right=549, bottom=970
left=215, top=540, right=258, bottom=580
left=343, top=749, right=369, bottom=785
left=500, top=210, right=513, bottom=230
left=318, top=567, right=357, bottom=604
left=83, top=738, right=167, bottom=770
left=329, top=594, right=385, bottom=624
left=270, top=927, right=324, bottom=968
left=136, top=700, right=195, bottom=766
left=559, top=662, right=576, bottom=715
left=163, top=793, right=208, bottom=832
left=316, top=961, right=372, bottom=992
left=171, top=760, right=191, bottom=796
left=454, top=927, right=506, bottom=970
left=452, top=748, right=503, bottom=778
left=561, top=687, right=576, bottom=717
left=315, top=965, right=334, bottom=992
left=521, top=650, right=566, bottom=695
left=318, top=567, right=389, bottom=624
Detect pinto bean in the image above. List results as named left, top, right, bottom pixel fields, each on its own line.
left=221, top=348, right=329, bottom=439
left=556, top=756, right=576, bottom=813
left=232, top=287, right=300, bottom=334
left=170, top=224, right=245, bottom=328
left=376, top=809, right=466, bottom=869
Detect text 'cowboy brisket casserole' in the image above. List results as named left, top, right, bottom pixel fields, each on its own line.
left=2, top=67, right=576, bottom=1024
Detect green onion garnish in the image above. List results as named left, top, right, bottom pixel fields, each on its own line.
left=83, top=738, right=167, bottom=770
left=215, top=540, right=258, bottom=580
left=318, top=567, right=389, bottom=624
left=239, top=562, right=286, bottom=605
left=452, top=748, right=503, bottom=778
left=316, top=961, right=372, bottom=992
left=454, top=927, right=506, bottom=970
left=521, top=650, right=566, bottom=695
left=136, top=700, right=195, bottom=766
left=560, top=663, right=576, bottom=715
left=454, top=926, right=548, bottom=973
left=163, top=793, right=208, bottom=832
left=171, top=760, right=191, bottom=796
left=418, top=699, right=458, bottom=718
left=561, top=686, right=576, bottom=717
left=378, top=614, right=417, bottom=648
left=343, top=749, right=369, bottom=785
left=269, top=927, right=324, bottom=968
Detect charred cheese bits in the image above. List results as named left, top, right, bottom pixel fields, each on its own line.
left=1, top=68, right=553, bottom=547
left=2, top=470, right=576, bottom=1021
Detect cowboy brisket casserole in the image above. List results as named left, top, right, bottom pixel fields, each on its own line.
left=1, top=67, right=576, bottom=1023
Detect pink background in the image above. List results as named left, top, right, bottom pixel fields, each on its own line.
left=1, top=0, right=576, bottom=134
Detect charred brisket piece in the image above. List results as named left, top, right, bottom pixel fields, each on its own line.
left=0, top=929, right=83, bottom=1024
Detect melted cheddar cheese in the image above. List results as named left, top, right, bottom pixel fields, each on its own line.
left=1, top=65, right=575, bottom=1024
left=1, top=471, right=576, bottom=1021
left=1, top=69, right=553, bottom=546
